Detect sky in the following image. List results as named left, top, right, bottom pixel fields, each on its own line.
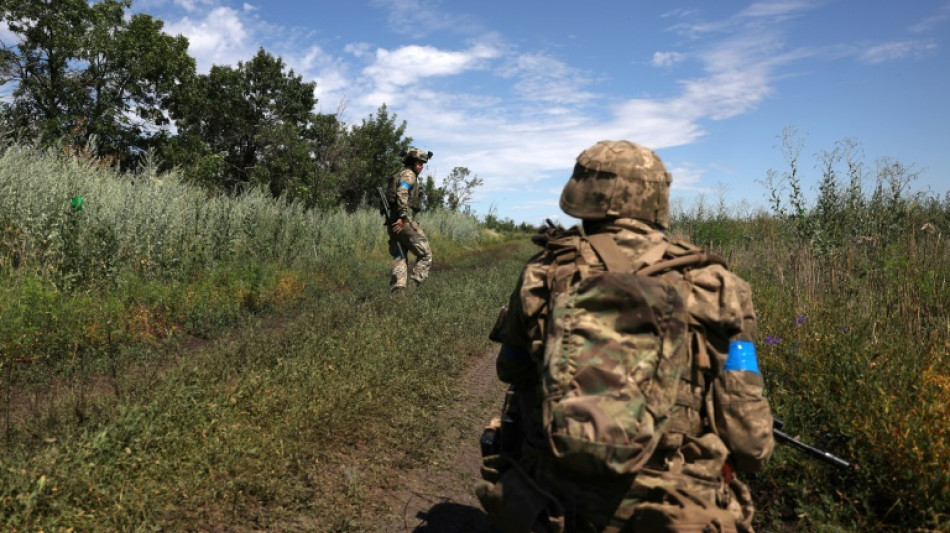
left=53, top=1, right=950, bottom=223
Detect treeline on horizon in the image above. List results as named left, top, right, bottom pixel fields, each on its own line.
left=0, top=0, right=501, bottom=219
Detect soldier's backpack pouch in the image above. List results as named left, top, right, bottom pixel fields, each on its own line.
left=541, top=265, right=688, bottom=479
left=475, top=455, right=565, bottom=533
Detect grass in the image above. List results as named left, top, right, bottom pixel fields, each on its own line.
left=0, top=228, right=534, bottom=532
left=3, top=136, right=950, bottom=532
left=672, top=144, right=950, bottom=532
left=0, top=138, right=482, bottom=392
left=0, top=138, right=513, bottom=531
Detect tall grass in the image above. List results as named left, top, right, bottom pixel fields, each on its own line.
left=672, top=140, right=950, bottom=532
left=0, top=139, right=480, bottom=287
left=0, top=139, right=482, bottom=443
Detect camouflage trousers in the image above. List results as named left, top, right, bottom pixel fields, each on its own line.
left=388, top=219, right=432, bottom=291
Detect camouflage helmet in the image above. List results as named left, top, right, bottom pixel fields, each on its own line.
left=559, top=140, right=672, bottom=228
left=404, top=147, right=432, bottom=164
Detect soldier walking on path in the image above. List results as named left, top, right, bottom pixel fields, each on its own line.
left=385, top=147, right=434, bottom=293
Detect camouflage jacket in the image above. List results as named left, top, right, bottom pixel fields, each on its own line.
left=387, top=166, right=421, bottom=220
left=496, top=218, right=774, bottom=474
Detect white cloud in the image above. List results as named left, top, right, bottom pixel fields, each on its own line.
left=345, top=42, right=372, bottom=59
left=608, top=99, right=706, bottom=148
left=661, top=8, right=700, bottom=19
left=378, top=16, right=793, bottom=211
left=672, top=1, right=815, bottom=40
left=399, top=9, right=814, bottom=217
left=173, top=0, right=216, bottom=12
left=603, top=31, right=779, bottom=151
left=0, top=20, right=17, bottom=45
left=164, top=7, right=253, bottom=71
left=859, top=40, right=938, bottom=64
left=362, top=43, right=500, bottom=89
left=284, top=46, right=353, bottom=112
left=683, top=68, right=772, bottom=120
left=738, top=1, right=814, bottom=20
left=910, top=2, right=950, bottom=34
left=668, top=20, right=727, bottom=41
left=652, top=51, right=685, bottom=67
left=666, top=163, right=713, bottom=192
left=501, top=53, right=595, bottom=105
left=375, top=0, right=482, bottom=38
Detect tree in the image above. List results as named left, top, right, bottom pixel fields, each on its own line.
left=1, top=0, right=90, bottom=141
left=442, top=166, right=483, bottom=212
left=305, top=111, right=348, bottom=209
left=418, top=173, right=446, bottom=212
left=169, top=48, right=320, bottom=198
left=0, top=0, right=195, bottom=166
left=337, top=104, right=411, bottom=212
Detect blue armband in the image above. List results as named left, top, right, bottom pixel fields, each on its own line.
left=724, top=340, right=760, bottom=373
left=399, top=182, right=411, bottom=190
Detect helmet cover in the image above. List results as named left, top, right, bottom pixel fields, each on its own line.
left=405, top=147, right=431, bottom=163
left=559, top=140, right=672, bottom=228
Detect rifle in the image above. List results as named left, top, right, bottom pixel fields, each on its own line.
left=377, top=186, right=406, bottom=259
left=531, top=218, right=565, bottom=246
left=773, top=417, right=854, bottom=470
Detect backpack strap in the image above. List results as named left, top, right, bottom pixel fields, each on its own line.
left=637, top=252, right=727, bottom=276
left=586, top=233, right=633, bottom=273
left=545, top=233, right=582, bottom=294
left=586, top=232, right=727, bottom=277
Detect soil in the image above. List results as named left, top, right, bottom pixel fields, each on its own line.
left=368, top=349, right=506, bottom=533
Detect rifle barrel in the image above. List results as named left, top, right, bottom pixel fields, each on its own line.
left=773, top=427, right=853, bottom=470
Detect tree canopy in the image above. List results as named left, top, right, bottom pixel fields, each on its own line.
left=1, top=0, right=194, bottom=166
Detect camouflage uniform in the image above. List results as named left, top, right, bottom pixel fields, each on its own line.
left=386, top=148, right=433, bottom=291
left=476, top=141, right=773, bottom=533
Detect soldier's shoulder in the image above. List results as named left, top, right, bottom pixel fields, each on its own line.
left=657, top=234, right=751, bottom=283
left=663, top=234, right=704, bottom=257
left=395, top=167, right=415, bottom=179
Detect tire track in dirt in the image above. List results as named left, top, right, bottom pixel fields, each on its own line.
left=369, top=349, right=506, bottom=533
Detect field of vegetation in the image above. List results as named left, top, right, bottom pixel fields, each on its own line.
left=674, top=135, right=950, bottom=532
left=0, top=139, right=522, bottom=531
left=1, top=137, right=948, bottom=532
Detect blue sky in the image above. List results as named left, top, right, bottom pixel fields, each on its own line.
left=126, top=1, right=950, bottom=222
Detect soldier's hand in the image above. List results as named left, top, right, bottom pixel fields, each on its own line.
left=391, top=218, right=405, bottom=234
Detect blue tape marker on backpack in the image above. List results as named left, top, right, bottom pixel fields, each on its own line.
left=724, top=340, right=760, bottom=373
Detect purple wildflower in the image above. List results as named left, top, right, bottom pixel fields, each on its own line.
left=795, top=315, right=807, bottom=327
left=841, top=326, right=851, bottom=334
left=765, top=334, right=781, bottom=345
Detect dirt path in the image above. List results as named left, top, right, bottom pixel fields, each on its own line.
left=368, top=349, right=507, bottom=533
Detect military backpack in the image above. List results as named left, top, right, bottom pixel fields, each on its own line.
left=540, top=230, right=720, bottom=478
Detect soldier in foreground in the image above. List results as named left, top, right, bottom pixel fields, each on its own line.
left=384, top=147, right=433, bottom=293
left=477, top=140, right=774, bottom=533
